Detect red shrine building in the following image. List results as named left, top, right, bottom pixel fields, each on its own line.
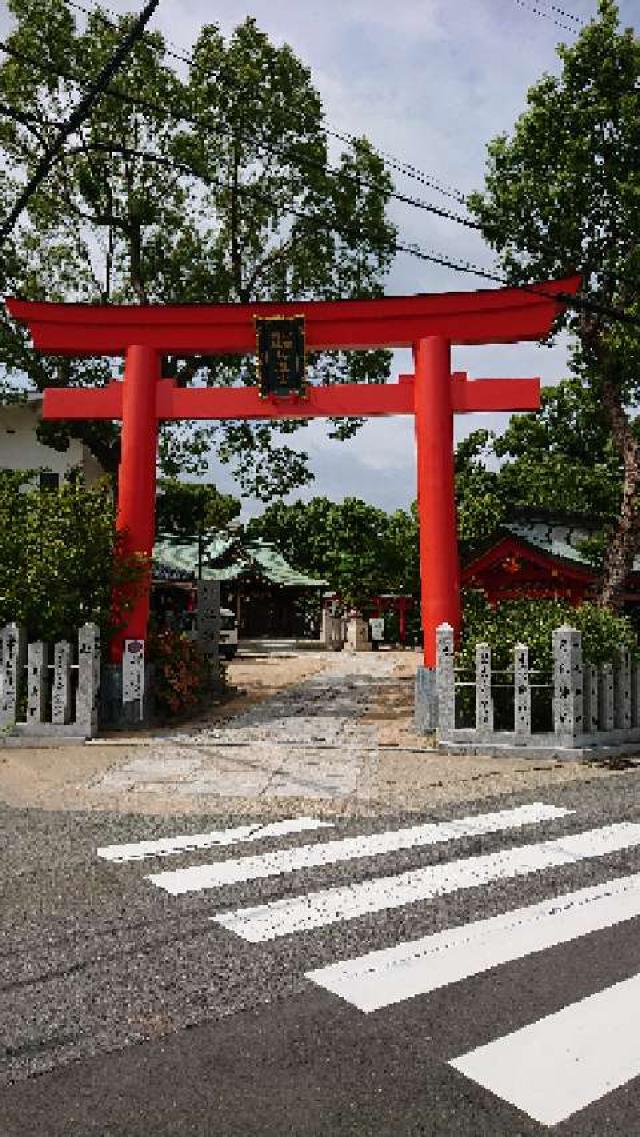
left=462, top=512, right=640, bottom=609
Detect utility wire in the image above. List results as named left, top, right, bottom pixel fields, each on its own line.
left=512, top=0, right=580, bottom=34
left=64, top=0, right=470, bottom=207
left=48, top=135, right=640, bottom=331
left=0, top=0, right=161, bottom=245
left=0, top=37, right=479, bottom=231
left=1, top=15, right=636, bottom=329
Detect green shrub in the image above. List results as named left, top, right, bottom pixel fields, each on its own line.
left=148, top=630, right=216, bottom=720
left=459, top=591, right=637, bottom=673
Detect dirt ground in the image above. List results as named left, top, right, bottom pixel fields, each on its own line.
left=0, top=648, right=618, bottom=817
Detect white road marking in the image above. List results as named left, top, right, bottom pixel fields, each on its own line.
left=450, top=971, right=640, bottom=1126
left=212, top=821, right=640, bottom=941
left=97, top=817, right=334, bottom=863
left=147, top=803, right=571, bottom=895
left=305, top=872, right=640, bottom=1011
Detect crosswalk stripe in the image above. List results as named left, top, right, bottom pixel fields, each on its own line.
left=305, top=872, right=640, bottom=1011
left=96, top=817, right=334, bottom=863
left=147, top=802, right=571, bottom=895
left=212, top=821, right=640, bottom=941
left=450, top=971, right=640, bottom=1126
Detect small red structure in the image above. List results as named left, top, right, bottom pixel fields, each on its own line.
left=463, top=528, right=640, bottom=607
left=6, top=276, right=579, bottom=666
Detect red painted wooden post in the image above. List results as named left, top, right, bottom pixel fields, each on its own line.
left=110, top=345, right=160, bottom=662
left=414, top=336, right=460, bottom=668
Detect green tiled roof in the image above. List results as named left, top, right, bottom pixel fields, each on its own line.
left=504, top=522, right=590, bottom=565
left=153, top=535, right=327, bottom=588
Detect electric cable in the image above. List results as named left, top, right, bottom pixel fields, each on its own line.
left=37, top=135, right=640, bottom=330
left=512, top=0, right=581, bottom=34
left=0, top=0, right=161, bottom=244
left=0, top=37, right=480, bottom=231
left=63, top=0, right=470, bottom=206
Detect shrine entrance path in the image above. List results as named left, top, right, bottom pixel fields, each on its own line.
left=0, top=650, right=613, bottom=820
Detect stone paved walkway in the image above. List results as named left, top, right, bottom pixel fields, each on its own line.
left=93, top=653, right=399, bottom=802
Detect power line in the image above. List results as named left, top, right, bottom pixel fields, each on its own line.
left=1, top=12, right=636, bottom=331
left=0, top=37, right=479, bottom=232
left=33, top=133, right=640, bottom=331
left=0, top=0, right=161, bottom=245
left=63, top=0, right=470, bottom=207
left=396, top=241, right=640, bottom=329
left=512, top=0, right=580, bottom=34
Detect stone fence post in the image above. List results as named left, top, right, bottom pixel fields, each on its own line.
left=0, top=623, right=25, bottom=728
left=553, top=625, right=583, bottom=745
left=614, top=648, right=632, bottom=731
left=583, top=663, right=599, bottom=734
left=436, top=622, right=455, bottom=737
left=27, top=641, right=48, bottom=724
left=475, top=643, right=493, bottom=738
left=514, top=643, right=531, bottom=741
left=197, top=580, right=220, bottom=670
left=52, top=641, right=72, bottom=726
left=599, top=663, right=614, bottom=731
left=77, top=623, right=100, bottom=735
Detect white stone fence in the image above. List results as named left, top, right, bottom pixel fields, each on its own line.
left=0, top=622, right=100, bottom=739
left=435, top=622, right=640, bottom=758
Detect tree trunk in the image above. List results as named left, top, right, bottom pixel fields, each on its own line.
left=597, top=369, right=640, bottom=608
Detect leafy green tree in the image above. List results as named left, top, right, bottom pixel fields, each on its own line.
left=247, top=496, right=418, bottom=609
left=155, top=479, right=240, bottom=541
left=455, top=378, right=623, bottom=555
left=468, top=0, right=640, bottom=608
left=0, top=473, right=144, bottom=643
left=0, top=3, right=396, bottom=498
left=459, top=592, right=637, bottom=673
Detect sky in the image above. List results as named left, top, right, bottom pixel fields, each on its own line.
left=2, top=0, right=638, bottom=516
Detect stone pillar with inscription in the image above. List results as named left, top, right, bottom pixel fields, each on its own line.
left=122, top=638, right=145, bottom=723
left=435, top=622, right=455, bottom=738
left=553, top=625, right=583, bottom=745
left=77, top=622, right=100, bottom=735
left=27, top=641, right=48, bottom=724
left=514, top=643, right=531, bottom=741
left=52, top=640, right=72, bottom=726
left=614, top=648, right=632, bottom=732
left=0, top=623, right=25, bottom=728
left=475, top=643, right=493, bottom=738
left=197, top=580, right=221, bottom=674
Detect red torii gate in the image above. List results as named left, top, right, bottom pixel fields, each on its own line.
left=6, top=274, right=579, bottom=668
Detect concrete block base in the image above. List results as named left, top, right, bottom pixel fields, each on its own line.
left=437, top=740, right=640, bottom=763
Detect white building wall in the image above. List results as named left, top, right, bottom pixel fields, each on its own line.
left=0, top=400, right=105, bottom=484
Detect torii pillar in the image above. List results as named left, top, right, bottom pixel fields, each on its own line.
left=6, top=274, right=580, bottom=673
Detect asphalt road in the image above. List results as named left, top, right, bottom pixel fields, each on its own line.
left=2, top=771, right=640, bottom=1136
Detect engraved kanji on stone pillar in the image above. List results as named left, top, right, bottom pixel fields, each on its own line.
left=599, top=662, right=614, bottom=732
left=583, top=663, right=599, bottom=734
left=27, top=641, right=48, bottom=723
left=122, top=638, right=144, bottom=721
left=197, top=580, right=220, bottom=667
left=0, top=623, right=25, bottom=728
left=436, top=623, right=455, bottom=737
left=514, top=643, right=531, bottom=741
left=77, top=623, right=100, bottom=734
left=475, top=643, right=493, bottom=737
left=614, top=648, right=632, bottom=731
left=553, top=625, right=583, bottom=743
left=52, top=640, right=72, bottom=725
left=632, top=660, right=640, bottom=729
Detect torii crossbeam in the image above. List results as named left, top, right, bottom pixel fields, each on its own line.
left=7, top=274, right=580, bottom=667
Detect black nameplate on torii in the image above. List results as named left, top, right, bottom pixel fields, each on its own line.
left=255, top=316, right=306, bottom=398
